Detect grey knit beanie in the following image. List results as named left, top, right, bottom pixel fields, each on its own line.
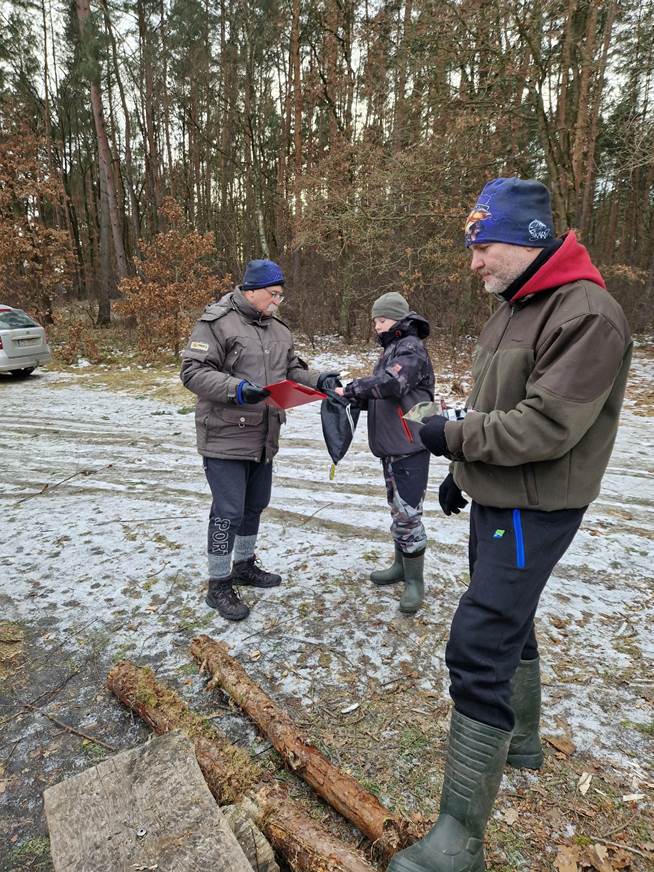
left=371, top=292, right=410, bottom=321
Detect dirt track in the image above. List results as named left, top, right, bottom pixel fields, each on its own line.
left=1, top=349, right=652, bottom=871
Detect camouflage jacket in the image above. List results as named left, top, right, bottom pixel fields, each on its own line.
left=344, top=313, right=435, bottom=458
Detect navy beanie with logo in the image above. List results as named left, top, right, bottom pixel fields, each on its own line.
left=241, top=259, right=285, bottom=290
left=464, top=178, right=555, bottom=249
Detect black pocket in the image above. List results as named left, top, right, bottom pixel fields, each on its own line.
left=523, top=464, right=539, bottom=506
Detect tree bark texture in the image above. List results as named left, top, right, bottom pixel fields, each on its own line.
left=190, top=635, right=418, bottom=861
left=75, top=0, right=130, bottom=281
left=107, top=660, right=378, bottom=872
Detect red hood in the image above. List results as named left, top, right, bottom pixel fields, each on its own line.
left=511, top=231, right=606, bottom=302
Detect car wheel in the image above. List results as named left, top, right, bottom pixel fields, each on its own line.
left=9, top=367, right=35, bottom=378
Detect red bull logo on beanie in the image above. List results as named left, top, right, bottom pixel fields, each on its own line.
left=465, top=206, right=491, bottom=245
left=464, top=178, right=555, bottom=248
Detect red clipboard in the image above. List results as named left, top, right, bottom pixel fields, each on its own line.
left=264, top=379, right=327, bottom=410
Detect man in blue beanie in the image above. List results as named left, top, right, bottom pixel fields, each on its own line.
left=181, top=259, right=339, bottom=621
left=387, top=179, right=632, bottom=871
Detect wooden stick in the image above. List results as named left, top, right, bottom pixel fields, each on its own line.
left=25, top=704, right=117, bottom=751
left=190, top=635, right=418, bottom=861
left=14, top=464, right=113, bottom=505
left=107, top=661, right=377, bottom=872
left=589, top=838, right=651, bottom=859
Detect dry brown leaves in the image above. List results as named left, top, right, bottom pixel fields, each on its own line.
left=544, top=734, right=577, bottom=756
left=554, top=842, right=642, bottom=871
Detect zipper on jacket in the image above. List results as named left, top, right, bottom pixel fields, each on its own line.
left=512, top=508, right=525, bottom=569
left=397, top=405, right=414, bottom=442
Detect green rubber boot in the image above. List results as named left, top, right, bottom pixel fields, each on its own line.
left=387, top=710, right=511, bottom=872
left=370, top=544, right=404, bottom=585
left=399, top=551, right=425, bottom=614
left=507, top=657, right=544, bottom=769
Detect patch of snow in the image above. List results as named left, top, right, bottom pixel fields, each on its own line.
left=1, top=351, right=652, bottom=781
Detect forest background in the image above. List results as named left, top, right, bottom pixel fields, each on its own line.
left=0, top=0, right=653, bottom=353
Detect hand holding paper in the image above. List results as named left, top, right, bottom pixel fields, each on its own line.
left=264, top=379, right=327, bottom=410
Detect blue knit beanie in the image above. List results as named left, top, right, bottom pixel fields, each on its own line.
left=241, top=259, right=285, bottom=290
left=464, top=178, right=555, bottom=248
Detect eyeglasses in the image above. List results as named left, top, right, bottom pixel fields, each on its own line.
left=265, top=289, right=285, bottom=302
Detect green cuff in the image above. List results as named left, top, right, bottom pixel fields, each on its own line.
left=444, top=419, right=465, bottom=459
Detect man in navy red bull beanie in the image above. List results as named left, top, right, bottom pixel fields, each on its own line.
left=464, top=177, right=555, bottom=248
left=388, top=180, right=632, bottom=872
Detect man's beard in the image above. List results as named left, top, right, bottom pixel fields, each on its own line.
left=482, top=275, right=511, bottom=294
left=482, top=266, right=524, bottom=295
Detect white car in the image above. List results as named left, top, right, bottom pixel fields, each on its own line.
left=0, top=305, right=52, bottom=377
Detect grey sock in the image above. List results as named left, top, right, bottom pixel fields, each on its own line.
left=233, top=535, right=257, bottom=563
left=208, top=551, right=232, bottom=579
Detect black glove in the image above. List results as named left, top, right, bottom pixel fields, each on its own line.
left=317, top=370, right=342, bottom=391
left=419, top=414, right=450, bottom=457
left=439, top=473, right=468, bottom=516
left=237, top=381, right=270, bottom=404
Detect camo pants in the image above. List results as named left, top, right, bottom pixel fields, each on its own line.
left=381, top=450, right=429, bottom=554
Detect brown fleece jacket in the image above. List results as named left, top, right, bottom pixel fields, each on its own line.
left=445, top=233, right=632, bottom=510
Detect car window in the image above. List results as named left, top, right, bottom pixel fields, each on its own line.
left=0, top=310, right=38, bottom=329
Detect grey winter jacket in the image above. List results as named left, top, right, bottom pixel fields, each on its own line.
left=180, top=289, right=320, bottom=462
left=343, top=313, right=435, bottom=458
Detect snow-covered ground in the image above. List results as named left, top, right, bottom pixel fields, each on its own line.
left=1, top=348, right=653, bottom=794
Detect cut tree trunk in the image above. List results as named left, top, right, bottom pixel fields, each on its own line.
left=190, top=635, right=418, bottom=861
left=107, top=661, right=378, bottom=872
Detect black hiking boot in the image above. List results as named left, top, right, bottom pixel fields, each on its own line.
left=206, top=578, right=250, bottom=621
left=231, top=555, right=282, bottom=588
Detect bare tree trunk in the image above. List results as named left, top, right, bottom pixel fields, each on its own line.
left=290, top=0, right=303, bottom=284
left=274, top=49, right=291, bottom=254
left=138, top=0, right=162, bottom=232
left=579, top=0, right=616, bottom=239
left=97, top=169, right=112, bottom=325
left=40, top=0, right=60, bottom=228
left=571, top=3, right=599, bottom=225
left=645, top=244, right=654, bottom=297
left=243, top=55, right=268, bottom=256
left=218, top=0, right=232, bottom=261
left=342, top=0, right=355, bottom=141
left=100, top=0, right=141, bottom=249
left=75, top=0, right=130, bottom=282
left=324, top=0, right=339, bottom=148
left=392, top=0, right=413, bottom=153
left=554, top=0, right=578, bottom=225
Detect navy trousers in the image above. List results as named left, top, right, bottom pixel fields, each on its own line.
left=446, top=501, right=585, bottom=731
left=203, top=457, right=273, bottom=560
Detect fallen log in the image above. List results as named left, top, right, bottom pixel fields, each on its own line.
left=107, top=660, right=377, bottom=872
left=190, top=634, right=418, bottom=860
left=106, top=659, right=259, bottom=804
